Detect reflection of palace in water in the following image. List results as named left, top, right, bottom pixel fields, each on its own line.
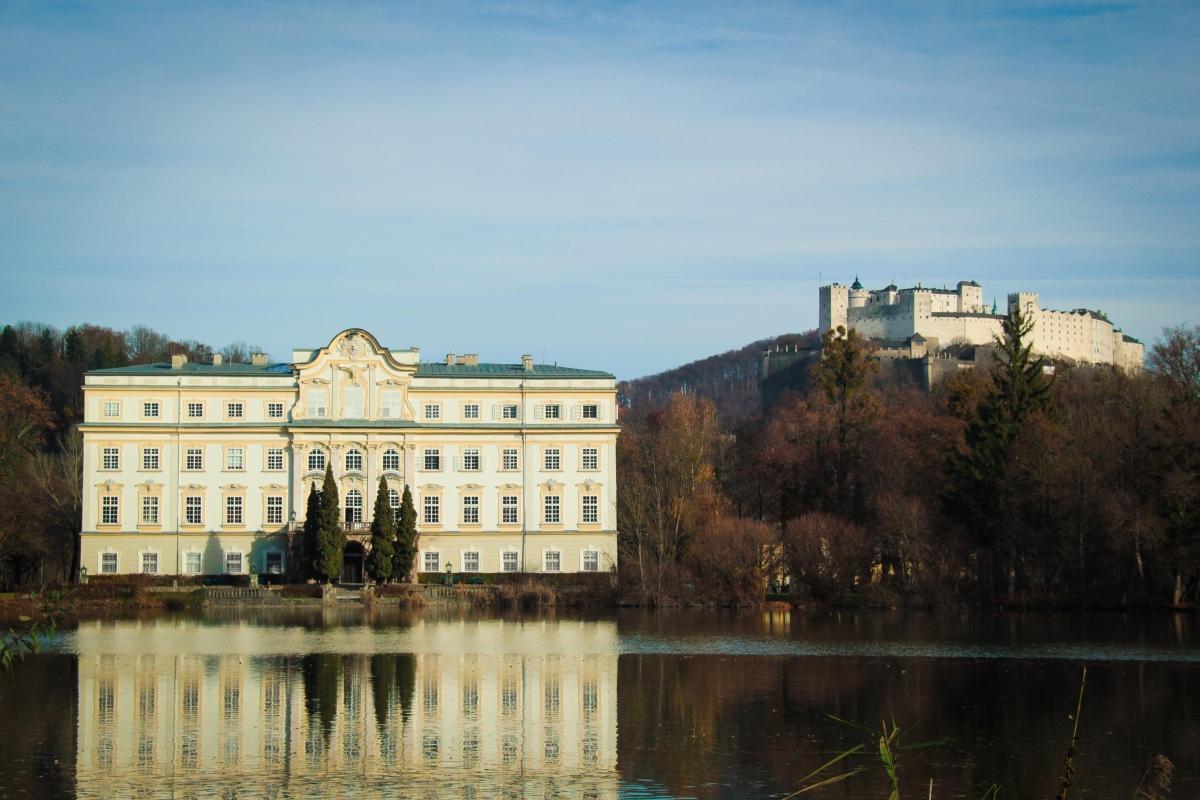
left=74, top=620, right=618, bottom=799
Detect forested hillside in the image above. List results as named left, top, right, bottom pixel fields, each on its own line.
left=620, top=330, right=820, bottom=419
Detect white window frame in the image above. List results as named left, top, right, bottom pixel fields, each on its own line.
left=502, top=551, right=519, bottom=572
left=544, top=448, right=561, bottom=471
left=423, top=495, right=440, bottom=525
left=544, top=495, right=561, bottom=524
left=101, top=447, right=120, bottom=470
left=185, top=448, right=203, bottom=470
left=187, top=401, right=204, bottom=418
left=346, top=490, right=363, bottom=523
left=423, top=403, right=441, bottom=420
left=100, top=551, right=119, bottom=574
left=307, top=449, right=326, bottom=472
left=267, top=401, right=284, bottom=419
left=185, top=495, right=203, bottom=525
left=266, top=496, right=284, bottom=525
left=185, top=551, right=203, bottom=574
left=343, top=384, right=365, bottom=418
left=306, top=389, right=328, bottom=418
left=382, top=448, right=400, bottom=471
left=226, top=401, right=244, bottom=419
left=225, top=496, right=243, bottom=525
left=142, top=448, right=160, bottom=471
left=141, top=551, right=159, bottom=575
left=225, top=551, right=244, bottom=575
left=264, top=551, right=284, bottom=575
left=423, top=448, right=441, bottom=471
left=423, top=551, right=440, bottom=573
left=502, top=448, right=519, bottom=471
left=101, top=495, right=120, bottom=525
left=582, top=447, right=599, bottom=471
left=380, top=389, right=402, bottom=419
left=143, top=401, right=160, bottom=418
left=582, top=404, right=599, bottom=419
left=462, top=495, right=480, bottom=525
left=543, top=404, right=561, bottom=420
left=266, top=448, right=284, bottom=471
left=463, top=403, right=480, bottom=420
left=582, top=494, right=599, bottom=524
left=582, top=550, right=600, bottom=572
left=462, top=448, right=480, bottom=471
left=462, top=551, right=480, bottom=572
left=345, top=448, right=364, bottom=472
left=226, top=447, right=244, bottom=471
left=102, top=400, right=121, bottom=418
left=502, top=495, right=519, bottom=524
left=141, top=495, right=160, bottom=525
left=501, top=404, right=519, bottom=420
left=543, top=550, right=561, bottom=573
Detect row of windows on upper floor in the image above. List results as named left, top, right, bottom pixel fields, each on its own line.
left=98, top=398, right=609, bottom=423
left=98, top=487, right=604, bottom=530
left=97, top=444, right=605, bottom=474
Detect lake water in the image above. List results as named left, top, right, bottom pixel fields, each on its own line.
left=1, top=608, right=1197, bottom=799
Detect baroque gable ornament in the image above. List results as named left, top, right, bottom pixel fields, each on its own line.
left=339, top=333, right=369, bottom=360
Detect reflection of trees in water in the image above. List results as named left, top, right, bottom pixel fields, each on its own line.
left=301, top=653, right=341, bottom=745
left=370, top=653, right=415, bottom=730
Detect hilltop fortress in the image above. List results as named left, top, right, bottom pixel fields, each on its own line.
left=819, top=278, right=1144, bottom=372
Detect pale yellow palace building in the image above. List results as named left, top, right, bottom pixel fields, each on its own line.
left=79, top=328, right=619, bottom=579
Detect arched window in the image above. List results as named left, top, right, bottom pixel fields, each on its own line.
left=388, top=488, right=401, bottom=524
left=346, top=490, right=363, bottom=524
left=343, top=385, right=365, bottom=418
left=308, top=448, right=326, bottom=472
left=382, top=448, right=400, bottom=471
left=345, top=448, right=363, bottom=472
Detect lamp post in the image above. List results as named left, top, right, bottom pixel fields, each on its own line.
left=445, top=562, right=453, bottom=587
left=79, top=565, right=88, bottom=586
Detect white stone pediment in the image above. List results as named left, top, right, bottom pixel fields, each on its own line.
left=294, top=329, right=417, bottom=382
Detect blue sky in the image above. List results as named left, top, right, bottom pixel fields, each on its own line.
left=1, top=0, right=1197, bottom=378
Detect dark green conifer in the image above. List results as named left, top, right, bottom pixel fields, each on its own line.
left=366, top=476, right=396, bottom=582
left=392, top=485, right=418, bottom=582
left=316, top=463, right=346, bottom=583
left=301, top=482, right=322, bottom=580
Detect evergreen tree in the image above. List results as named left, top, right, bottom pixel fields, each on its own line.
left=315, top=464, right=346, bottom=583
left=64, top=328, right=85, bottom=365
left=946, top=305, right=1051, bottom=593
left=366, top=476, right=396, bottom=582
left=815, top=325, right=880, bottom=518
left=301, top=482, right=322, bottom=580
left=392, top=485, right=418, bottom=582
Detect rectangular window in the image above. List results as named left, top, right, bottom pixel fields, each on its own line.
left=343, top=385, right=365, bottom=418
left=544, top=495, right=560, bottom=524
left=101, top=552, right=119, bottom=574
left=501, top=404, right=519, bottom=420
left=462, top=551, right=480, bottom=572
left=141, top=552, right=158, bottom=574
left=102, top=447, right=120, bottom=470
left=225, top=496, right=243, bottom=525
left=582, top=404, right=599, bottom=419
left=582, top=495, right=599, bottom=524
left=103, top=401, right=120, bottom=418
left=423, top=404, right=441, bottom=420
left=544, top=448, right=561, bottom=471
left=544, top=551, right=561, bottom=573
left=583, top=550, right=599, bottom=572
left=502, top=495, right=519, bottom=524
left=185, top=448, right=203, bottom=470
left=267, top=402, right=284, bottom=419
left=225, top=552, right=243, bottom=574
left=380, top=390, right=402, bottom=418
left=463, top=403, right=480, bottom=420
left=185, top=496, right=202, bottom=525
left=226, top=402, right=243, bottom=419
left=143, top=401, right=160, bottom=418
left=423, top=496, right=440, bottom=525
left=266, top=448, right=284, bottom=471
left=265, top=552, right=283, bottom=574
left=423, top=551, right=440, bottom=572
left=266, top=496, right=283, bottom=525
left=141, top=496, right=159, bottom=525
left=306, top=390, right=328, bottom=418
left=462, top=448, right=480, bottom=471
left=462, top=496, right=479, bottom=524
left=226, top=447, right=244, bottom=470
left=187, top=401, right=204, bottom=418
left=423, top=449, right=441, bottom=471
left=142, top=448, right=160, bottom=470
left=101, top=496, right=119, bottom=525
left=502, top=551, right=519, bottom=572
left=582, top=447, right=599, bottom=470
left=185, top=551, right=202, bottom=574
left=543, top=404, right=560, bottom=420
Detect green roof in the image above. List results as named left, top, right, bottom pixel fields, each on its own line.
left=88, top=361, right=613, bottom=380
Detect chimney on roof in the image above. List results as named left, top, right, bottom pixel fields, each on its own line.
left=251, top=352, right=268, bottom=366
left=463, top=354, right=478, bottom=366
left=171, top=354, right=188, bottom=369
left=521, top=354, right=534, bottom=372
left=445, top=353, right=456, bottom=365
left=212, top=353, right=223, bottom=366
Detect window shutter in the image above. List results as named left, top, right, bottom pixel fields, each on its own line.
left=453, top=456, right=462, bottom=471
left=570, top=404, right=582, bottom=421
left=534, top=404, right=544, bottom=419
left=492, top=403, right=501, bottom=420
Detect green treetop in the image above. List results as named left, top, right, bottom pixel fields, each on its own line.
left=367, top=476, right=396, bottom=582
left=315, top=463, right=346, bottom=583
left=301, top=482, right=322, bottom=580
left=392, top=485, right=418, bottom=582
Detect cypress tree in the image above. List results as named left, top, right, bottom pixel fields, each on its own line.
left=946, top=305, right=1051, bottom=593
left=366, top=476, right=396, bottom=582
left=301, top=482, right=322, bottom=580
left=316, top=463, right=346, bottom=583
left=392, top=485, right=418, bottom=582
